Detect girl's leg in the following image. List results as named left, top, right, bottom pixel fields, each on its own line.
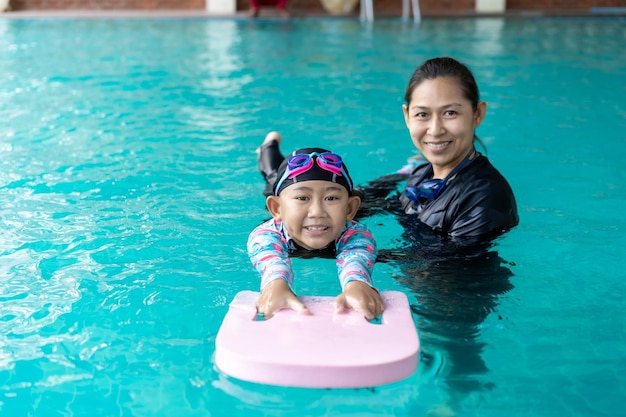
left=257, top=131, right=285, bottom=196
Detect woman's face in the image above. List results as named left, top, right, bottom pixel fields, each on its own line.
left=402, top=77, right=486, bottom=178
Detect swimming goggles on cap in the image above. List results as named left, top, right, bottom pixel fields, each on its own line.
left=274, top=151, right=353, bottom=195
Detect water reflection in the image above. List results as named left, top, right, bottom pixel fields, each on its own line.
left=379, top=221, right=515, bottom=410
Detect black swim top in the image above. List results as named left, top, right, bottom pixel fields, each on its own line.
left=399, top=154, right=519, bottom=239
left=287, top=238, right=336, bottom=259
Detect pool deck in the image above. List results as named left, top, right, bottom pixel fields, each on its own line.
left=2, top=8, right=626, bottom=19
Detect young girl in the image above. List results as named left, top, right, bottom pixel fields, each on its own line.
left=248, top=132, right=384, bottom=320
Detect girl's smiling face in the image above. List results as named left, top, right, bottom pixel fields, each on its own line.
left=403, top=76, right=486, bottom=179
left=266, top=180, right=361, bottom=250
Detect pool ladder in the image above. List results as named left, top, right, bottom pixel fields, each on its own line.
left=360, top=0, right=421, bottom=23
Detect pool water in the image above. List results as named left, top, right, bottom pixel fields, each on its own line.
left=1, top=16, right=625, bottom=417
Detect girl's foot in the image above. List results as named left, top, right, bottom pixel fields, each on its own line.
left=256, top=131, right=282, bottom=154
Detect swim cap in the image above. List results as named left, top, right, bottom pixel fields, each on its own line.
left=272, top=147, right=354, bottom=196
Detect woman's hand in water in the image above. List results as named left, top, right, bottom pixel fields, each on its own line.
left=334, top=281, right=385, bottom=321
left=256, top=279, right=310, bottom=320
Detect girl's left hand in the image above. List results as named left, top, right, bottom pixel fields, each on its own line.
left=334, top=281, right=384, bottom=321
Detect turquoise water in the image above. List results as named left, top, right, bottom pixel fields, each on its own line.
left=1, top=16, right=625, bottom=417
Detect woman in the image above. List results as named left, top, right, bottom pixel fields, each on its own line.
left=357, top=58, right=520, bottom=411
left=358, top=57, right=518, bottom=242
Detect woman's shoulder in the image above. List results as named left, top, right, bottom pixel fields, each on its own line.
left=452, top=155, right=518, bottom=217
left=464, top=155, right=513, bottom=188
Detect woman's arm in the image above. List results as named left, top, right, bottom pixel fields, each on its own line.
left=354, top=173, right=408, bottom=219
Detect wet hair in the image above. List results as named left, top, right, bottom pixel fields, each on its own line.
left=404, top=57, right=480, bottom=110
left=404, top=57, right=486, bottom=151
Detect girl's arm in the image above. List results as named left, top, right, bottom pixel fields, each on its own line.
left=247, top=219, right=295, bottom=291
left=335, top=221, right=378, bottom=289
left=334, top=222, right=384, bottom=320
left=247, top=220, right=308, bottom=318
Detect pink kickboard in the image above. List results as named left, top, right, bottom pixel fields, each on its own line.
left=214, top=290, right=419, bottom=388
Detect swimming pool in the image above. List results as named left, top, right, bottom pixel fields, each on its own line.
left=1, top=16, right=624, bottom=417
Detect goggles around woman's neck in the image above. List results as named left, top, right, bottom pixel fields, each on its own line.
left=273, top=152, right=353, bottom=196
left=405, top=148, right=476, bottom=203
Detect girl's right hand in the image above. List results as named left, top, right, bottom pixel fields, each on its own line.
left=256, top=279, right=310, bottom=320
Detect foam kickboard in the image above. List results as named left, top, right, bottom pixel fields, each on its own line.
left=215, top=290, right=419, bottom=388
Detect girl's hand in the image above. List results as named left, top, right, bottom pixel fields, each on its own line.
left=334, top=281, right=385, bottom=321
left=256, top=279, right=310, bottom=320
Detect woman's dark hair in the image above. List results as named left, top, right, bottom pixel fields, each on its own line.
left=404, top=57, right=480, bottom=111
left=404, top=57, right=486, bottom=152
